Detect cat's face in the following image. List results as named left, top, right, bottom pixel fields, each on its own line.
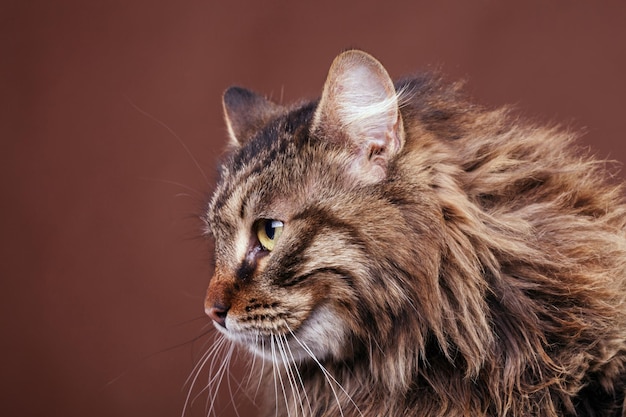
left=205, top=133, right=361, bottom=362
left=204, top=51, right=437, bottom=364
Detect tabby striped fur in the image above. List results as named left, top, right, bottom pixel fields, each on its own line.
left=202, top=50, right=626, bottom=417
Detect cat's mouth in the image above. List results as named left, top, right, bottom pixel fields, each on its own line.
left=217, top=304, right=347, bottom=364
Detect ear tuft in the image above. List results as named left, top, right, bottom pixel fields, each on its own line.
left=312, top=50, right=405, bottom=183
left=223, top=87, right=283, bottom=147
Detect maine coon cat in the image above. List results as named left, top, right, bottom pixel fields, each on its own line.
left=201, top=50, right=626, bottom=416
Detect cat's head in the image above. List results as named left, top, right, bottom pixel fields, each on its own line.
left=203, top=51, right=443, bottom=366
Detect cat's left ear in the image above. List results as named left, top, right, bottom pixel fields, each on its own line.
left=223, top=86, right=284, bottom=147
left=311, top=50, right=405, bottom=183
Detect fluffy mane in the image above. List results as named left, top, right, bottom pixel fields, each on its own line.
left=203, top=51, right=626, bottom=417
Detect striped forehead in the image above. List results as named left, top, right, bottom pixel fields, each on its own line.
left=211, top=105, right=316, bottom=209
left=211, top=142, right=285, bottom=218
left=206, top=102, right=320, bottom=241
left=208, top=166, right=261, bottom=234
left=228, top=102, right=316, bottom=170
left=205, top=169, right=263, bottom=266
left=209, top=133, right=292, bottom=230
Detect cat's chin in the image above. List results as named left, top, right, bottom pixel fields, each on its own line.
left=216, top=304, right=348, bottom=365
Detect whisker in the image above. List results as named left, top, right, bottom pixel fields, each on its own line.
left=192, top=329, right=222, bottom=363
left=254, top=335, right=267, bottom=403
left=272, top=335, right=292, bottom=417
left=136, top=177, right=205, bottom=199
left=288, top=332, right=344, bottom=417
left=205, top=341, right=235, bottom=416
left=271, top=336, right=280, bottom=417
left=105, top=326, right=214, bottom=390
left=223, top=356, right=260, bottom=413
left=287, top=327, right=364, bottom=417
left=280, top=333, right=312, bottom=417
left=225, top=346, right=243, bottom=417
left=276, top=334, right=299, bottom=416
left=273, top=335, right=294, bottom=417
left=183, top=333, right=224, bottom=390
left=170, top=315, right=212, bottom=327
left=245, top=333, right=260, bottom=391
left=125, top=96, right=210, bottom=185
left=182, top=335, right=229, bottom=417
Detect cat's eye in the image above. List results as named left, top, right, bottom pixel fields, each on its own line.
left=256, top=219, right=284, bottom=251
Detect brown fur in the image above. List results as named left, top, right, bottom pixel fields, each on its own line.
left=202, top=50, right=626, bottom=416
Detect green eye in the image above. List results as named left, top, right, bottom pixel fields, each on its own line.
left=256, top=219, right=284, bottom=251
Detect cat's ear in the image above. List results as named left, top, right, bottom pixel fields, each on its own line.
left=311, top=50, right=405, bottom=183
left=222, top=86, right=284, bottom=147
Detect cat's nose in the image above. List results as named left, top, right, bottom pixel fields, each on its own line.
left=206, top=303, right=229, bottom=328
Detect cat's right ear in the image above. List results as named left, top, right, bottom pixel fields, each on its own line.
left=222, top=87, right=283, bottom=147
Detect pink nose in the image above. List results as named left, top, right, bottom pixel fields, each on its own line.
left=205, top=303, right=229, bottom=328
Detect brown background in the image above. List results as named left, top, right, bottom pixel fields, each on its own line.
left=2, top=1, right=626, bottom=416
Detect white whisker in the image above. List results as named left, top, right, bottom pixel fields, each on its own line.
left=254, top=335, right=267, bottom=403
left=287, top=327, right=364, bottom=417
left=271, top=336, right=280, bottom=417
left=271, top=335, right=292, bottom=417
left=281, top=333, right=312, bottom=417
left=276, top=334, right=300, bottom=416
left=225, top=345, right=243, bottom=417
left=136, top=177, right=204, bottom=198
left=125, top=96, right=210, bottom=185
left=205, top=341, right=235, bottom=416
left=182, top=334, right=228, bottom=417
left=184, top=334, right=223, bottom=390
left=245, top=333, right=259, bottom=391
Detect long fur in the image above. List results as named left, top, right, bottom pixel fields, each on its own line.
left=203, top=54, right=626, bottom=417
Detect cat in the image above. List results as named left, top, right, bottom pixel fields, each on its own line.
left=201, top=50, right=626, bottom=417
